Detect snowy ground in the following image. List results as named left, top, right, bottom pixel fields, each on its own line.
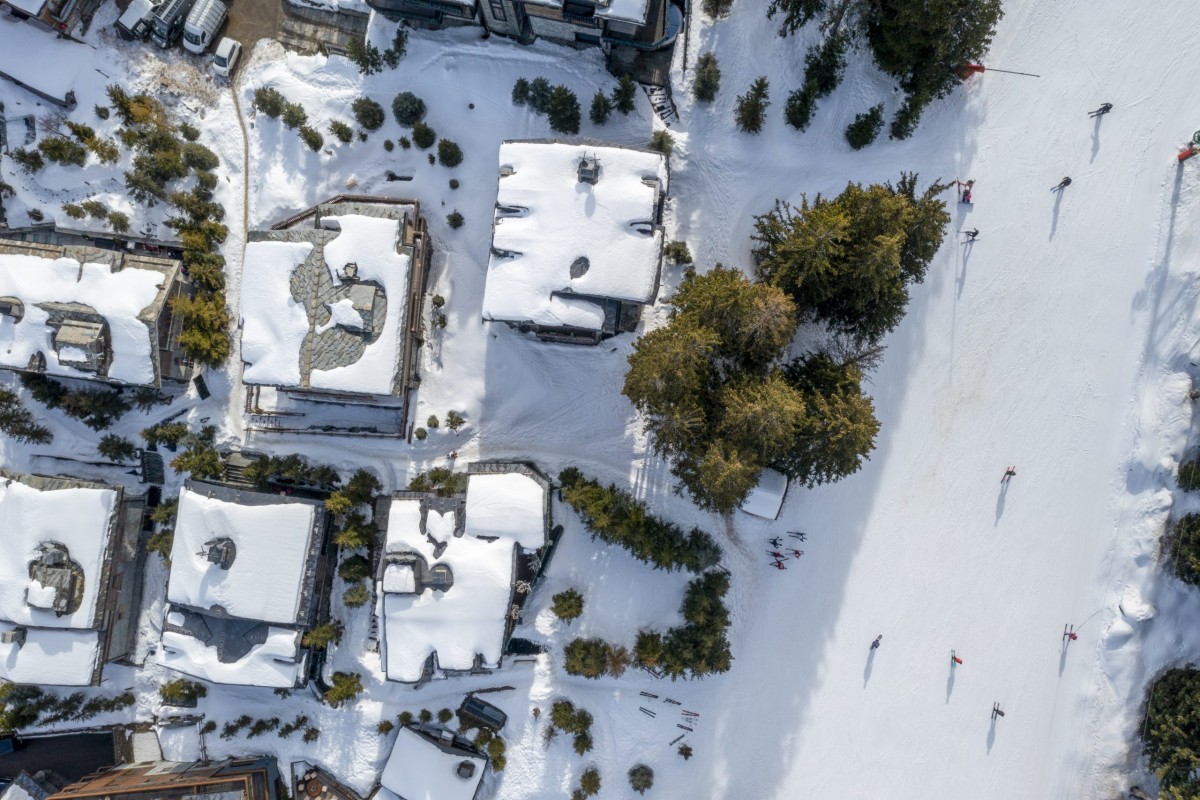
left=2, top=0, right=1200, bottom=797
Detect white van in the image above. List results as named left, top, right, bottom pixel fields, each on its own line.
left=181, top=0, right=228, bottom=55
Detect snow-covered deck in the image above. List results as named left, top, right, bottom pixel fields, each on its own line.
left=483, top=141, right=667, bottom=332
left=379, top=726, right=485, bottom=800
left=166, top=486, right=320, bottom=625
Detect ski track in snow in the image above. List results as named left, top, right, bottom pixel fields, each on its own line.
left=1, top=0, right=1200, bottom=796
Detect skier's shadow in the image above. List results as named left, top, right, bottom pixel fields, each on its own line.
left=995, top=480, right=1009, bottom=525
left=986, top=715, right=998, bottom=754
left=863, top=648, right=876, bottom=687
left=958, top=240, right=975, bottom=297
left=1059, top=639, right=1070, bottom=675
left=1091, top=115, right=1103, bottom=163
left=945, top=663, right=956, bottom=703
left=1050, top=187, right=1065, bottom=241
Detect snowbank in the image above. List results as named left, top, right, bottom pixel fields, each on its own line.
left=483, top=141, right=667, bottom=331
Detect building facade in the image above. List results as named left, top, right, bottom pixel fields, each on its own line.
left=48, top=759, right=280, bottom=800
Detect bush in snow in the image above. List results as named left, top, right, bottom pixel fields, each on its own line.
left=414, top=427, right=427, bottom=440
left=303, top=727, right=320, bottom=743
left=446, top=210, right=464, bottom=229
left=612, top=74, right=637, bottom=115
left=10, top=148, right=44, bottom=173
left=845, top=103, right=885, bottom=150
left=431, top=294, right=445, bottom=308
left=649, top=129, right=674, bottom=156
left=141, top=421, right=189, bottom=449
left=302, top=620, right=343, bottom=648
left=278, top=714, right=309, bottom=738
left=147, top=529, right=174, bottom=563
left=573, top=768, right=600, bottom=799
left=333, top=511, right=374, bottom=549
left=39, top=137, right=88, bottom=167
left=606, top=643, right=631, bottom=677
left=1179, top=459, right=1200, bottom=491
left=663, top=240, right=692, bottom=264
left=449, top=178, right=459, bottom=190
left=427, top=153, right=435, bottom=165
left=159, top=679, right=207, bottom=706
left=564, top=638, right=609, bottom=678
left=426, top=414, right=440, bottom=429
left=27, top=209, right=44, bottom=222
left=182, top=142, right=219, bottom=172
left=178, top=121, right=200, bottom=141
left=407, top=467, right=467, bottom=496
left=551, top=588, right=584, bottom=622
left=377, top=720, right=394, bottom=735
left=252, top=87, right=286, bottom=118
left=280, top=103, right=307, bottom=130
left=97, top=434, right=137, bottom=462
left=352, top=97, right=385, bottom=130
left=528, top=78, right=552, bottom=114
left=343, top=583, right=369, bottom=608
left=398, top=710, right=414, bottom=725
left=80, top=199, right=108, bottom=219
left=627, top=764, right=654, bottom=794
left=89, top=138, right=120, bottom=165
left=382, top=27, right=407, bottom=69
left=417, top=708, right=432, bottom=723
left=338, top=555, right=371, bottom=582
left=399, top=136, right=411, bottom=149
left=1170, top=513, right=1200, bottom=586
left=392, top=92, right=427, bottom=126
left=735, top=76, right=770, bottom=134
left=702, top=0, right=731, bottom=17
left=590, top=91, right=612, bottom=125
left=383, top=139, right=394, bottom=151
left=547, top=87, right=581, bottom=135
left=511, top=77, right=530, bottom=106
left=94, top=105, right=110, bottom=120
left=678, top=743, right=693, bottom=760
left=412, top=121, right=436, bottom=149
left=693, top=52, right=720, bottom=101
left=300, top=126, right=324, bottom=151
left=329, top=120, right=353, bottom=143
left=436, top=708, right=453, bottom=723
left=62, top=203, right=86, bottom=219
left=104, top=210, right=129, bottom=233
left=487, top=736, right=507, bottom=771
left=437, top=138, right=463, bottom=167
left=446, top=410, right=465, bottom=431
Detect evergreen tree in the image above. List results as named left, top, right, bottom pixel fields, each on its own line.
left=551, top=588, right=585, bottom=621
left=302, top=620, right=342, bottom=649
left=511, top=77, right=530, bottom=106
left=323, top=672, right=363, bottom=706
left=528, top=78, right=552, bottom=113
left=735, top=77, right=770, bottom=133
left=693, top=52, right=721, bottom=102
left=343, top=583, right=369, bottom=608
left=1141, top=668, right=1200, bottom=797
left=351, top=97, right=385, bottom=130
left=628, top=764, right=654, bottom=794
left=612, top=74, right=637, bottom=114
left=334, top=511, right=374, bottom=549
left=564, top=638, right=609, bottom=678
left=547, top=87, right=581, bottom=135
left=338, top=555, right=371, bottom=582
left=589, top=91, right=612, bottom=125
left=578, top=768, right=601, bottom=797
left=845, top=103, right=885, bottom=149
left=391, top=92, right=427, bottom=126
left=97, top=434, right=138, bottom=462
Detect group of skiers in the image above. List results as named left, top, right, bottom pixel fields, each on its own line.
left=956, top=103, right=1113, bottom=242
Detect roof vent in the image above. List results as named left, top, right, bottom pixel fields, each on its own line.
left=499, top=164, right=515, bottom=178
left=569, top=256, right=590, bottom=279
left=577, top=155, right=600, bottom=185
left=456, top=760, right=476, bottom=779
left=201, top=537, right=237, bottom=570
left=341, top=262, right=359, bottom=280
left=0, top=628, right=26, bottom=647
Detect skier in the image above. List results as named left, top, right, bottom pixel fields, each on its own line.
left=768, top=537, right=783, bottom=548
left=1053, top=176, right=1072, bottom=191
left=768, top=550, right=786, bottom=560
left=770, top=560, right=787, bottom=571
left=1068, top=630, right=1078, bottom=641
left=870, top=635, right=883, bottom=651
left=955, top=179, right=976, bottom=203
left=789, top=549, right=804, bottom=559
left=1089, top=103, right=1113, bottom=117
left=952, top=653, right=963, bottom=665
left=448, top=450, right=458, bottom=460
left=1001, top=465, right=1017, bottom=483
left=964, top=228, right=979, bottom=241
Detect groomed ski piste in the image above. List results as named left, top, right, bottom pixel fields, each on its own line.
left=2, top=0, right=1200, bottom=797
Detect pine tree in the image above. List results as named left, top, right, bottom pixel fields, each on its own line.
left=735, top=77, right=770, bottom=134
left=552, top=588, right=585, bottom=621
left=98, top=434, right=138, bottom=462
left=564, top=638, right=609, bottom=678
left=628, top=765, right=654, bottom=794
left=845, top=103, right=885, bottom=149
left=323, top=672, right=363, bottom=706
left=547, top=87, right=581, bottom=135
left=302, top=620, right=342, bottom=649
left=693, top=52, right=721, bottom=102
left=589, top=91, right=612, bottom=125
left=717, top=373, right=808, bottom=463
left=612, top=74, right=637, bottom=114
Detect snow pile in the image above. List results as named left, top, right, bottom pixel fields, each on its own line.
left=483, top=141, right=668, bottom=331
left=0, top=15, right=88, bottom=104
left=378, top=473, right=547, bottom=682
left=310, top=214, right=411, bottom=394
left=158, top=612, right=304, bottom=689
left=240, top=240, right=314, bottom=386
left=0, top=253, right=167, bottom=385
left=166, top=486, right=318, bottom=624
left=380, top=727, right=485, bottom=800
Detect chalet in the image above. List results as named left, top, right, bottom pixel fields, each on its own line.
left=379, top=725, right=487, bottom=800
left=157, top=482, right=329, bottom=688
left=48, top=758, right=280, bottom=800
left=375, top=463, right=551, bottom=684
left=0, top=239, right=191, bottom=388
left=482, top=140, right=668, bottom=344
left=0, top=471, right=144, bottom=686
left=239, top=197, right=430, bottom=422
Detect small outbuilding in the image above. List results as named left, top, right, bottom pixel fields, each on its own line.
left=740, top=468, right=788, bottom=520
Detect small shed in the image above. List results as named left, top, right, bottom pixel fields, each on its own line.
left=740, top=469, right=788, bottom=520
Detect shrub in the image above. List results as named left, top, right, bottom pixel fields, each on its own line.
left=446, top=210, right=463, bottom=229
left=62, top=203, right=86, bottom=219
left=427, top=153, right=435, bottom=165
left=200, top=720, right=216, bottom=734
left=649, top=129, right=674, bottom=156
left=89, top=138, right=120, bottom=164
left=572, top=731, right=593, bottom=755
left=377, top=720, right=394, bottom=734
left=437, top=138, right=463, bottom=167
left=678, top=743, right=693, bottom=759
left=303, top=727, right=320, bottom=743
left=107, top=211, right=130, bottom=233
left=414, top=427, right=427, bottom=440
left=412, top=121, right=436, bottom=149
left=40, top=137, right=88, bottom=166
left=383, top=139, right=394, bottom=152
left=323, top=672, right=363, bottom=706
left=663, top=240, right=691, bottom=264
left=302, top=620, right=342, bottom=649
left=300, top=126, right=324, bottom=152
left=693, top=52, right=720, bottom=101
left=427, top=414, right=440, bottom=429
left=590, top=91, right=612, bottom=125
left=178, top=121, right=201, bottom=141
left=81, top=199, right=108, bottom=218
left=27, top=209, right=44, bottom=222
left=97, top=434, right=138, bottom=462
left=253, top=87, right=286, bottom=118
left=437, top=708, right=453, bottom=724
left=67, top=121, right=96, bottom=143
left=528, top=78, right=552, bottom=114
left=552, top=589, right=584, bottom=621
left=736, top=76, right=770, bottom=134
left=10, top=148, right=44, bottom=173
left=392, top=92, right=426, bottom=126
left=343, top=583, right=369, bottom=607
left=612, top=74, right=637, bottom=114
left=579, top=767, right=601, bottom=797
left=95, top=105, right=111, bottom=120
left=845, top=103, right=885, bottom=150
left=159, top=679, right=207, bottom=706
left=352, top=97, right=386, bottom=130
left=702, top=0, right=731, bottom=17
left=431, top=295, right=446, bottom=308
left=446, top=410, right=465, bottom=431
left=147, top=528, right=174, bottom=561
left=628, top=764, right=654, bottom=794
left=333, top=511, right=374, bottom=549
left=547, top=86, right=581, bottom=135
left=398, top=711, right=413, bottom=725
left=399, top=136, right=411, bottom=149
left=512, top=77, right=530, bottom=106
left=281, top=103, right=307, bottom=130
left=141, top=421, right=189, bottom=448
left=338, top=555, right=371, bottom=582
left=564, top=638, right=609, bottom=679
left=449, top=178, right=459, bottom=190
left=1179, top=459, right=1200, bottom=491
left=329, top=120, right=353, bottom=143
left=418, top=708, right=432, bottom=724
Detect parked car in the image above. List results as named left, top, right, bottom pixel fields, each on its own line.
left=115, top=0, right=159, bottom=40
left=212, top=36, right=241, bottom=78
left=182, top=0, right=229, bottom=55
left=150, top=0, right=196, bottom=48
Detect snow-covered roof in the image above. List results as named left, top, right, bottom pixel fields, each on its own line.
left=158, top=611, right=303, bottom=688
left=0, top=252, right=169, bottom=385
left=0, top=15, right=83, bottom=105
left=378, top=473, right=547, bottom=682
left=483, top=141, right=667, bottom=332
left=740, top=468, right=788, bottom=520
left=595, top=0, right=651, bottom=25
left=0, top=476, right=117, bottom=630
left=166, top=486, right=319, bottom=624
left=5, top=0, right=46, bottom=15
left=0, top=622, right=100, bottom=686
left=380, top=727, right=485, bottom=800
left=240, top=241, right=313, bottom=387
left=240, top=213, right=412, bottom=395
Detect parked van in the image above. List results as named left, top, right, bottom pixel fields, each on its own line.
left=181, top=0, right=228, bottom=55
left=150, top=0, right=196, bottom=48
left=115, top=0, right=159, bottom=40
